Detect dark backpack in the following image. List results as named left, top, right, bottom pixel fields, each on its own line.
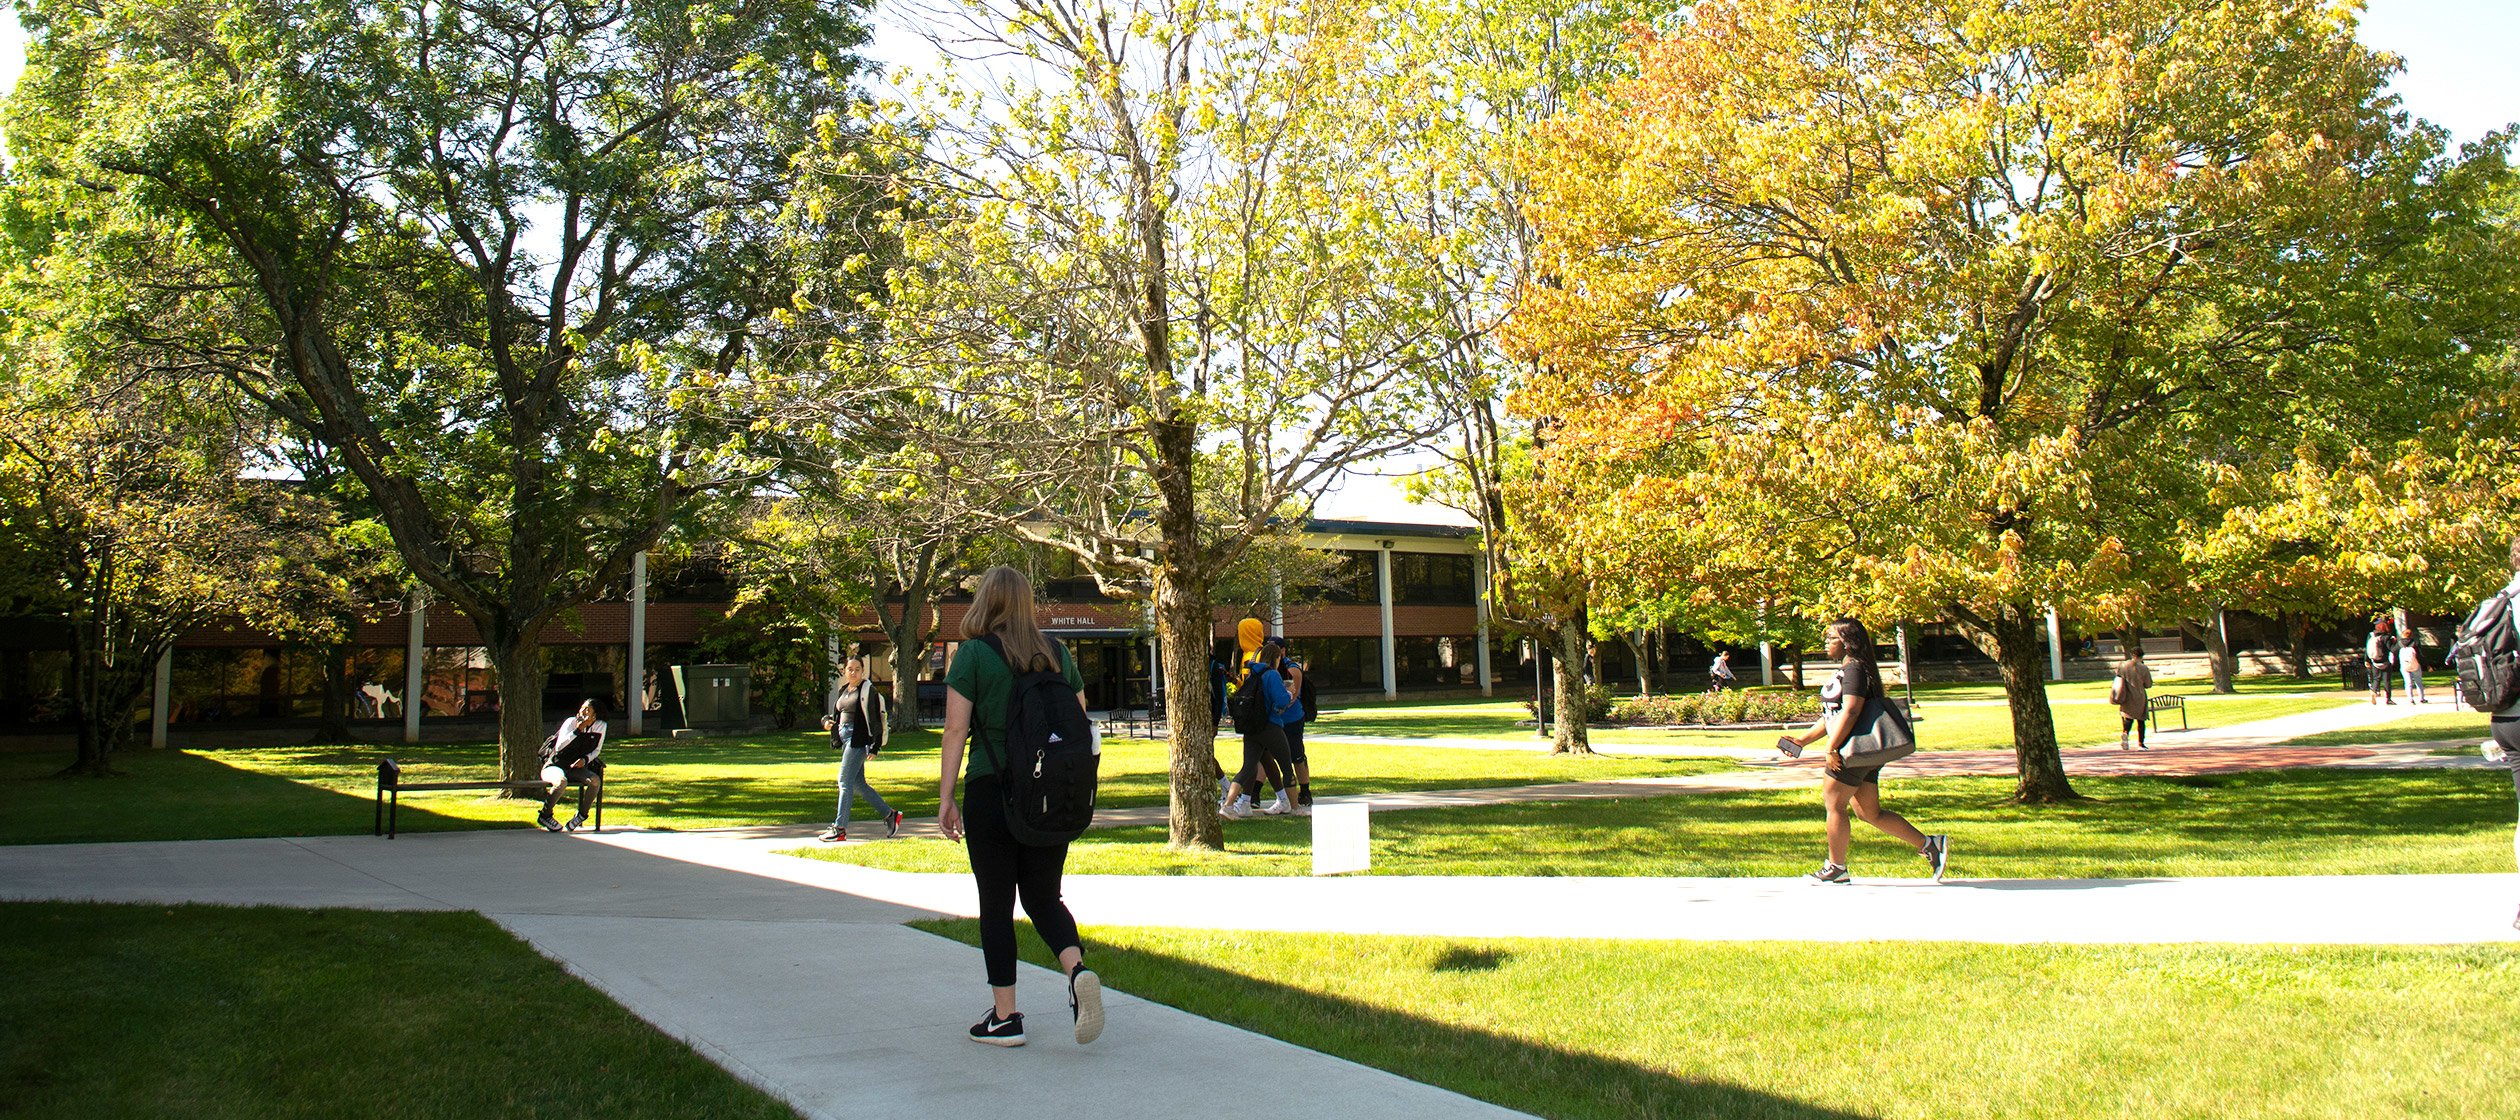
left=976, top=636, right=1099, bottom=844
left=1288, top=661, right=1319, bottom=722
left=1229, top=669, right=1269, bottom=735
left=2452, top=586, right=2520, bottom=714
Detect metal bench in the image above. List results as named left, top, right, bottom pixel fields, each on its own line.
left=2146, top=695, right=2188, bottom=731
left=373, top=758, right=603, bottom=838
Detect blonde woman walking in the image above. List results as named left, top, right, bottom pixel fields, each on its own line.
left=937, top=566, right=1104, bottom=1047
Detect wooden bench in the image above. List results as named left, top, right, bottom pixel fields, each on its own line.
left=2146, top=695, right=2188, bottom=732
left=373, top=758, right=603, bottom=839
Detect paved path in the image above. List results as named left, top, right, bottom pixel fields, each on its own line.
left=0, top=831, right=1527, bottom=1120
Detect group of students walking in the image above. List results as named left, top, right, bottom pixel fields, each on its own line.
left=1213, top=619, right=1316, bottom=819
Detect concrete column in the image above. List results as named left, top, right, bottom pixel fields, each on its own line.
left=1472, top=554, right=1494, bottom=697
left=403, top=594, right=425, bottom=743
left=1758, top=601, right=1774, bottom=686
left=2046, top=604, right=2064, bottom=682
left=1376, top=545, right=1397, bottom=698
left=150, top=647, right=172, bottom=749
left=825, top=630, right=843, bottom=714
left=627, top=551, right=648, bottom=735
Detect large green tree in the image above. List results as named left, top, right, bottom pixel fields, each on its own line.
left=834, top=0, right=1454, bottom=847
left=1514, top=0, right=2519, bottom=801
left=7, top=0, right=876, bottom=778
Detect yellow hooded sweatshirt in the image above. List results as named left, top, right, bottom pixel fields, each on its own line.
left=1235, top=618, right=1267, bottom=683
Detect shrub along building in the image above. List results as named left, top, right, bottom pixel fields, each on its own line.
left=0, top=513, right=2440, bottom=742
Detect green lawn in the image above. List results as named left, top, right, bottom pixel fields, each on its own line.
left=0, top=732, right=1733, bottom=846
left=1311, top=686, right=2358, bottom=751
left=791, top=769, right=2519, bottom=879
left=2282, top=707, right=2492, bottom=747
left=0, top=902, right=798, bottom=1120
left=932, top=920, right=2520, bottom=1120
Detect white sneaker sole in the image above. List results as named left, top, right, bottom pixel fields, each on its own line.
left=969, top=1032, right=1025, bottom=1047
left=1072, top=971, right=1105, bottom=1045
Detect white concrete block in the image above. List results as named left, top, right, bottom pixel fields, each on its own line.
left=1311, top=801, right=1369, bottom=876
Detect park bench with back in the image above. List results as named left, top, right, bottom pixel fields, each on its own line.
left=372, top=758, right=603, bottom=839
left=2146, top=695, right=2188, bottom=731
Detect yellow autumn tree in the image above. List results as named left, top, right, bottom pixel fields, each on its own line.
left=1511, top=0, right=2517, bottom=801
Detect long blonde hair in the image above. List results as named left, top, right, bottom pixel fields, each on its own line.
left=963, top=565, right=1057, bottom=672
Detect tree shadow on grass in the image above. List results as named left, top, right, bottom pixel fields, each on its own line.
left=0, top=748, right=500, bottom=845
left=916, top=918, right=1871, bottom=1120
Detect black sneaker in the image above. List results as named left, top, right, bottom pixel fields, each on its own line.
left=1922, top=835, right=1950, bottom=882
left=1805, top=862, right=1850, bottom=884
left=969, top=1009, right=1025, bottom=1047
left=563, top=814, right=588, bottom=833
left=885, top=810, right=904, bottom=839
left=1068, top=966, right=1104, bottom=1045
left=536, top=811, right=563, bottom=833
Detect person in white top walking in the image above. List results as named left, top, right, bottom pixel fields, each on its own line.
left=2398, top=638, right=2427, bottom=703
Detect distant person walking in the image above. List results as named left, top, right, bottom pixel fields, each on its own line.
left=2367, top=618, right=2400, bottom=705
left=2113, top=646, right=2154, bottom=750
left=1271, top=638, right=1317, bottom=814
left=1780, top=619, right=1949, bottom=884
left=538, top=698, right=607, bottom=833
left=2399, top=638, right=2428, bottom=704
left=1709, top=649, right=1737, bottom=692
left=937, top=566, right=1103, bottom=1047
left=819, top=657, right=903, bottom=843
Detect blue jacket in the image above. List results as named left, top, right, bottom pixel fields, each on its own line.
left=1245, top=662, right=1303, bottom=727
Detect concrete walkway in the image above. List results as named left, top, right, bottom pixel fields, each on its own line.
left=0, top=830, right=1527, bottom=1120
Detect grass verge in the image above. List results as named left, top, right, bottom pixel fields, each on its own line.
left=920, top=919, right=2520, bottom=1120
left=793, top=769, right=2520, bottom=878
left=2281, top=708, right=2491, bottom=747
left=1311, top=689, right=2358, bottom=751
left=0, top=732, right=1733, bottom=846
left=0, top=902, right=797, bottom=1120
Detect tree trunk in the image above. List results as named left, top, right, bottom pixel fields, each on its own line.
left=1623, top=632, right=1650, bottom=696
left=489, top=628, right=546, bottom=786
left=61, top=620, right=117, bottom=777
left=1550, top=617, right=1593, bottom=755
left=2178, top=616, right=2236, bottom=694
left=2281, top=612, right=2314, bottom=679
left=877, top=585, right=937, bottom=735
left=1154, top=564, right=1224, bottom=851
left=1958, top=604, right=2077, bottom=803
left=307, top=643, right=357, bottom=744
left=1789, top=647, right=1805, bottom=690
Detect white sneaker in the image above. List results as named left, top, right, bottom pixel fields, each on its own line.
left=1293, top=801, right=1312, bottom=817
left=1221, top=797, right=1252, bottom=820
left=1262, top=794, right=1292, bottom=815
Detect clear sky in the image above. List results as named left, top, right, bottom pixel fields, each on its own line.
left=0, top=1, right=2509, bottom=520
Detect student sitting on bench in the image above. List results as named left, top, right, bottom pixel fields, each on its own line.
left=539, top=698, right=608, bottom=833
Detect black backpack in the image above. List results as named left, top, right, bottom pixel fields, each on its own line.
left=976, top=636, right=1099, bottom=844
left=1291, top=662, right=1318, bottom=722
left=1228, top=669, right=1266, bottom=735
left=2452, top=585, right=2520, bottom=714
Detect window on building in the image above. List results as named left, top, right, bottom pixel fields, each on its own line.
left=1294, top=550, right=1379, bottom=605
left=1390, top=552, right=1475, bottom=606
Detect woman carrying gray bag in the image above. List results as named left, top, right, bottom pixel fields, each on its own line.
left=1778, top=618, right=1948, bottom=884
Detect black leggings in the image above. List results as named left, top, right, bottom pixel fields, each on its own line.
left=963, top=776, right=1082, bottom=988
left=1237, top=723, right=1291, bottom=790
left=2121, top=715, right=2147, bottom=745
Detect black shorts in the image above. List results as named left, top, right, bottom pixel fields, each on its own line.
left=1284, top=721, right=1307, bottom=766
left=1826, top=765, right=1883, bottom=788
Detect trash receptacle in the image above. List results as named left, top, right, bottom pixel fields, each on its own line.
left=672, top=664, right=751, bottom=729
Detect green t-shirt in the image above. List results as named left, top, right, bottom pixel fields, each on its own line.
left=946, top=638, right=1085, bottom=781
